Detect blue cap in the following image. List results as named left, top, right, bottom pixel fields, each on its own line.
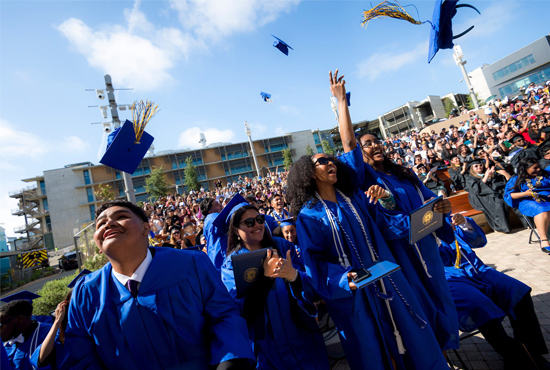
left=260, top=92, right=272, bottom=102
left=100, top=119, right=154, bottom=174
left=346, top=92, right=351, bottom=107
left=428, top=0, right=480, bottom=63
left=0, top=290, right=40, bottom=303
left=271, top=35, right=293, bottom=56
left=279, top=218, right=295, bottom=228
left=67, top=269, right=92, bottom=289
left=212, top=193, right=249, bottom=231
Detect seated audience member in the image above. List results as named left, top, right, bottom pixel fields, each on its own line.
left=416, top=164, right=447, bottom=196
left=442, top=142, right=458, bottom=161
left=457, top=144, right=474, bottom=163
left=465, top=159, right=514, bottom=233
left=439, top=214, right=549, bottom=370
left=221, top=203, right=329, bottom=369
left=426, top=149, right=445, bottom=168
left=505, top=158, right=550, bottom=254
left=508, top=134, right=540, bottom=170
left=60, top=200, right=254, bottom=369
left=448, top=156, right=467, bottom=191
left=1, top=292, right=53, bottom=370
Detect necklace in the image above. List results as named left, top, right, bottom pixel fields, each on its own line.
left=526, top=176, right=544, bottom=203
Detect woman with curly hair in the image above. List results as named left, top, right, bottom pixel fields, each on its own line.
left=221, top=201, right=329, bottom=369
left=286, top=77, right=449, bottom=369
left=328, top=69, right=459, bottom=352
left=505, top=158, right=550, bottom=253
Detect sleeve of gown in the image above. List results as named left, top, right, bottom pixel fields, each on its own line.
left=337, top=143, right=377, bottom=190
left=504, top=176, right=521, bottom=209
left=59, top=283, right=105, bottom=370
left=192, top=252, right=254, bottom=365
left=220, top=256, right=244, bottom=312
left=30, top=343, right=52, bottom=370
left=358, top=190, right=410, bottom=240
left=296, top=212, right=353, bottom=305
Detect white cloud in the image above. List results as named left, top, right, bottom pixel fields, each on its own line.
left=280, top=105, right=300, bottom=115
left=168, top=0, right=300, bottom=41
left=274, top=127, right=286, bottom=136
left=57, top=0, right=298, bottom=91
left=59, top=136, right=90, bottom=153
left=177, top=126, right=236, bottom=148
left=0, top=119, right=49, bottom=159
left=453, top=2, right=515, bottom=42
left=357, top=41, right=427, bottom=81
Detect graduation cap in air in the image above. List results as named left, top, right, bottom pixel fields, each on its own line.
left=346, top=92, right=351, bottom=107
left=361, top=0, right=480, bottom=63
left=100, top=100, right=158, bottom=174
left=260, top=92, right=273, bottom=103
left=67, top=269, right=92, bottom=289
left=271, top=35, right=293, bottom=56
left=212, top=193, right=249, bottom=231
left=0, top=290, right=40, bottom=304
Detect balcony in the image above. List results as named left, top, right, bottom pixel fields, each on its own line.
left=9, top=185, right=38, bottom=198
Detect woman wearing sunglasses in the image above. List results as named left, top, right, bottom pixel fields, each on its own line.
left=221, top=204, right=329, bottom=370
left=323, top=69, right=459, bottom=355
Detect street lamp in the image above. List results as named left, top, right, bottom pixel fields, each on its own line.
left=453, top=45, right=480, bottom=110
left=244, top=121, right=261, bottom=177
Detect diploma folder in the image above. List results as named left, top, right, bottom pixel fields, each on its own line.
left=231, top=248, right=271, bottom=299
left=409, top=196, right=444, bottom=244
left=353, top=260, right=401, bottom=289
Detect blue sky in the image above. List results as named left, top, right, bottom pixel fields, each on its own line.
left=1, top=0, right=548, bottom=236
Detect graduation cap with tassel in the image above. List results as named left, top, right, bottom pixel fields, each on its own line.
left=361, top=0, right=480, bottom=63
left=260, top=92, right=273, bottom=103
left=100, top=100, right=158, bottom=174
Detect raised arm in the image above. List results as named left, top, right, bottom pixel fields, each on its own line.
left=329, top=69, right=356, bottom=152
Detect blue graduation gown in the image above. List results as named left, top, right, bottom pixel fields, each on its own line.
left=504, top=173, right=550, bottom=217
left=296, top=190, right=449, bottom=370
left=204, top=212, right=227, bottom=271
left=338, top=145, right=459, bottom=350
left=4, top=320, right=52, bottom=370
left=60, top=247, right=254, bottom=370
left=221, top=237, right=329, bottom=370
left=439, top=217, right=531, bottom=332
left=30, top=332, right=63, bottom=370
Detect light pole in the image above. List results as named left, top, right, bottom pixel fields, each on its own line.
left=453, top=45, right=480, bottom=110
left=244, top=121, right=261, bottom=177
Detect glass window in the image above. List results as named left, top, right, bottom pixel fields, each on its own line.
left=43, top=198, right=49, bottom=212
left=83, top=170, right=91, bottom=185
left=45, top=216, right=52, bottom=232
left=493, top=54, right=535, bottom=81
left=89, top=205, right=96, bottom=221
left=115, top=172, right=121, bottom=180
left=39, top=180, right=47, bottom=195
left=86, top=187, right=94, bottom=203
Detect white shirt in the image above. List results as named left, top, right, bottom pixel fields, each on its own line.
left=112, top=249, right=153, bottom=289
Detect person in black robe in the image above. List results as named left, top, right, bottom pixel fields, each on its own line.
left=448, top=156, right=467, bottom=191
left=465, top=159, right=514, bottom=233
left=508, top=134, right=539, bottom=170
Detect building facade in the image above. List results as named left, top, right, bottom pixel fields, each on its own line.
left=9, top=130, right=334, bottom=250
left=469, top=35, right=550, bottom=100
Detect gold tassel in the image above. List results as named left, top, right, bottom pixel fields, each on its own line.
left=130, top=100, right=160, bottom=144
left=362, top=1, right=422, bottom=28
left=454, top=240, right=462, bottom=269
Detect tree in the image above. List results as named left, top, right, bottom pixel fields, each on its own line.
left=94, top=183, right=115, bottom=202
left=184, top=157, right=201, bottom=191
left=282, top=148, right=293, bottom=170
left=321, top=140, right=334, bottom=156
left=465, top=93, right=484, bottom=110
left=442, top=98, right=457, bottom=118
left=145, top=166, right=169, bottom=201
left=305, top=144, right=314, bottom=156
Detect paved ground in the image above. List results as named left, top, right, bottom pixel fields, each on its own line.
left=445, top=227, right=550, bottom=369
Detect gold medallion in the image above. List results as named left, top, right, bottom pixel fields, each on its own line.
left=244, top=268, right=258, bottom=283
left=422, top=211, right=434, bottom=225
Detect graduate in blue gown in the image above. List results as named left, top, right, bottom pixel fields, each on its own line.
left=331, top=69, right=459, bottom=351
left=201, top=197, right=226, bottom=270
left=439, top=213, right=549, bottom=369
left=286, top=71, right=448, bottom=370
left=220, top=201, right=329, bottom=370
left=60, top=200, right=254, bottom=370
left=504, top=158, right=550, bottom=253
left=1, top=298, right=52, bottom=370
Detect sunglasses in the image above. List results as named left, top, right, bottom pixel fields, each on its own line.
left=239, top=214, right=265, bottom=228
left=172, top=231, right=180, bottom=235
left=313, top=157, right=336, bottom=166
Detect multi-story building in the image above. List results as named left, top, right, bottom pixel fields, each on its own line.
left=469, top=35, right=550, bottom=100
left=9, top=130, right=334, bottom=250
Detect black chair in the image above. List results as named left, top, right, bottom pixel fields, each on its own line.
left=522, top=214, right=541, bottom=244
left=446, top=330, right=481, bottom=370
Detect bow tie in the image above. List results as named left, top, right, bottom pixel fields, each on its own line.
left=7, top=334, right=24, bottom=346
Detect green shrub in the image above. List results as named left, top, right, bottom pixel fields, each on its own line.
left=83, top=253, right=109, bottom=272
left=33, top=273, right=77, bottom=316
left=31, top=270, right=41, bottom=281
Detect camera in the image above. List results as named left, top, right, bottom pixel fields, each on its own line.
left=96, top=89, right=105, bottom=100
left=102, top=122, right=112, bottom=133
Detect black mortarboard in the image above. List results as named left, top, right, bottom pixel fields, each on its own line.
left=0, top=290, right=40, bottom=303
left=346, top=92, right=351, bottom=107
left=67, top=269, right=92, bottom=289
left=511, top=134, right=525, bottom=143
left=271, top=35, right=293, bottom=56
left=212, top=193, right=248, bottom=231
left=466, top=158, right=484, bottom=169
left=100, top=119, right=154, bottom=174
left=260, top=92, right=272, bottom=102
left=474, top=147, right=486, bottom=156
left=538, top=138, right=550, bottom=156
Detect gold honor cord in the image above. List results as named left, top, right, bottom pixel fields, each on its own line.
left=362, top=1, right=423, bottom=28
left=454, top=240, right=462, bottom=269
left=131, top=100, right=160, bottom=144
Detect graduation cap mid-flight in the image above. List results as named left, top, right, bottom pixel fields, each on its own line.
left=271, top=35, right=293, bottom=56
left=260, top=92, right=273, bottom=103
left=362, top=0, right=480, bottom=63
